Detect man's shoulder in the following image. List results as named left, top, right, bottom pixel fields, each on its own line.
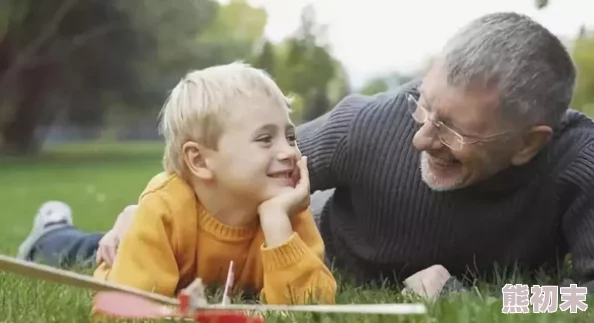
left=332, top=81, right=417, bottom=126
left=336, top=83, right=417, bottom=142
left=553, top=110, right=594, bottom=185
left=555, top=109, right=594, bottom=152
left=341, top=80, right=417, bottom=113
left=297, top=80, right=419, bottom=138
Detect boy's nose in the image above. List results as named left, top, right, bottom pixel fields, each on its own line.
left=276, top=143, right=299, bottom=162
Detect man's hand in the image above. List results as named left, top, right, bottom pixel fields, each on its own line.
left=96, top=205, right=138, bottom=266
left=258, top=156, right=310, bottom=248
left=403, top=264, right=451, bottom=300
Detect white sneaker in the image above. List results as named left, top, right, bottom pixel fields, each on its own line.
left=17, top=201, right=73, bottom=260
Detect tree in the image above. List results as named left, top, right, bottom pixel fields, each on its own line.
left=535, top=0, right=549, bottom=9
left=0, top=0, right=157, bottom=153
left=360, top=78, right=389, bottom=96
left=571, top=28, right=594, bottom=116
left=252, top=40, right=276, bottom=76
left=326, top=60, right=351, bottom=105
left=198, top=0, right=267, bottom=65
left=0, top=0, right=267, bottom=155
left=201, top=0, right=266, bottom=42
left=359, top=71, right=418, bottom=96
left=273, top=4, right=338, bottom=122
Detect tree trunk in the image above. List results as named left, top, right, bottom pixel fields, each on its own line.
left=0, top=66, right=50, bottom=155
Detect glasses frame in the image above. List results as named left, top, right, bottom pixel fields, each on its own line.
left=406, top=93, right=511, bottom=151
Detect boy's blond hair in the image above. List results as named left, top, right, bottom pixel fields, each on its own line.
left=158, top=62, right=290, bottom=175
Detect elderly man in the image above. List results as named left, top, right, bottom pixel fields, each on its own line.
left=17, top=12, right=594, bottom=299
left=299, top=11, right=594, bottom=296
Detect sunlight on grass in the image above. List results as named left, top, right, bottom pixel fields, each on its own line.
left=0, top=142, right=592, bottom=322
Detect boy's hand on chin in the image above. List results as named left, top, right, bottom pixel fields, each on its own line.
left=258, top=156, right=309, bottom=248
left=258, top=156, right=310, bottom=216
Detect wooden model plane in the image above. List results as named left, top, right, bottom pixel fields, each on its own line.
left=0, top=254, right=427, bottom=322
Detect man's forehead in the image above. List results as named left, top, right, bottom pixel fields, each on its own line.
left=420, top=65, right=504, bottom=135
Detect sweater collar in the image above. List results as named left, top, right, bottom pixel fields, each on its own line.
left=455, top=156, right=542, bottom=195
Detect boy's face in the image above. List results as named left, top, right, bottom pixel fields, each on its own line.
left=203, top=94, right=300, bottom=203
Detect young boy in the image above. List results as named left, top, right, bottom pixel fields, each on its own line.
left=92, top=62, right=337, bottom=309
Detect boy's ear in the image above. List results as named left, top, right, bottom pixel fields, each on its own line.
left=182, top=141, right=214, bottom=180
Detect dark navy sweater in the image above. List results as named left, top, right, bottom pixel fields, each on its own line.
left=297, top=83, right=594, bottom=291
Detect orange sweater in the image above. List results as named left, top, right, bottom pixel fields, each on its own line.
left=93, top=172, right=336, bottom=307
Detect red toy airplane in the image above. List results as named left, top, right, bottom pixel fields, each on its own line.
left=0, top=254, right=427, bottom=322
left=93, top=261, right=265, bottom=322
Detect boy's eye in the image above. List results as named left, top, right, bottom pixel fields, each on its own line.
left=286, top=134, right=296, bottom=144
left=256, top=135, right=273, bottom=143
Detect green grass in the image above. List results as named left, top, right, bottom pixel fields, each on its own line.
left=0, top=142, right=592, bottom=322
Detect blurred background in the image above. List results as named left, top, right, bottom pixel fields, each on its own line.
left=0, top=0, right=593, bottom=155
left=0, top=0, right=594, bottom=252
left=0, top=0, right=594, bottom=155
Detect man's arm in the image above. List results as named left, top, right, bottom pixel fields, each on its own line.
left=296, top=94, right=371, bottom=192
left=560, top=141, right=594, bottom=292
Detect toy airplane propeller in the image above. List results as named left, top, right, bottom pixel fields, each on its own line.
left=0, top=254, right=427, bottom=322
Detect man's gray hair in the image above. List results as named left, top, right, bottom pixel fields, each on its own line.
left=441, top=12, right=576, bottom=128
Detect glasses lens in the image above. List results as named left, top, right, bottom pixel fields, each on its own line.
left=407, top=96, right=425, bottom=123
left=439, top=128, right=462, bottom=150
left=406, top=96, right=416, bottom=113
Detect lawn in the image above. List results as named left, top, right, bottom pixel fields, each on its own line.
left=0, top=142, right=592, bottom=322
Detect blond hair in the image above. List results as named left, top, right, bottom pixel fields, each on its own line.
left=158, top=62, right=289, bottom=175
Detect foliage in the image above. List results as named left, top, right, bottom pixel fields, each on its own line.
left=0, top=0, right=224, bottom=154
left=251, top=4, right=346, bottom=123
left=571, top=29, right=594, bottom=116
left=0, top=0, right=347, bottom=154
left=360, top=77, right=390, bottom=96
left=359, top=72, right=417, bottom=96
left=535, top=0, right=549, bottom=9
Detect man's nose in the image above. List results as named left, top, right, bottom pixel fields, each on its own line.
left=412, top=122, right=443, bottom=152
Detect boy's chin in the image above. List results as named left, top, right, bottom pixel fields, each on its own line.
left=266, top=176, right=296, bottom=188
left=262, top=185, right=295, bottom=200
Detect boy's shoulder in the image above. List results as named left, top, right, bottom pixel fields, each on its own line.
left=137, top=172, right=198, bottom=219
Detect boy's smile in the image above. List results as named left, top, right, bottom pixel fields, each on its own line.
left=267, top=168, right=295, bottom=187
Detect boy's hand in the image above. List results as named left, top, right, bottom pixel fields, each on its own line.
left=259, top=156, right=310, bottom=216
left=258, top=156, right=309, bottom=248
left=96, top=205, right=138, bottom=266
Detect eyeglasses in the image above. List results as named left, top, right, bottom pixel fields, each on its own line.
left=406, top=93, right=510, bottom=151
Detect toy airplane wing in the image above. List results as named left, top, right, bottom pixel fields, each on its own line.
left=0, top=254, right=176, bottom=304
left=0, top=253, right=427, bottom=321
left=0, top=254, right=262, bottom=322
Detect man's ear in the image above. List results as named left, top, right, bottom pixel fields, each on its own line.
left=182, top=141, right=214, bottom=180
left=510, top=125, right=552, bottom=166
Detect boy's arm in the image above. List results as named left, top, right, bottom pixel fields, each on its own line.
left=93, top=193, right=180, bottom=297
left=259, top=208, right=337, bottom=305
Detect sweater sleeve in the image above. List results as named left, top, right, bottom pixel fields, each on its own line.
left=559, top=141, right=594, bottom=293
left=259, top=209, right=337, bottom=304
left=92, top=192, right=180, bottom=297
left=296, top=94, right=370, bottom=192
